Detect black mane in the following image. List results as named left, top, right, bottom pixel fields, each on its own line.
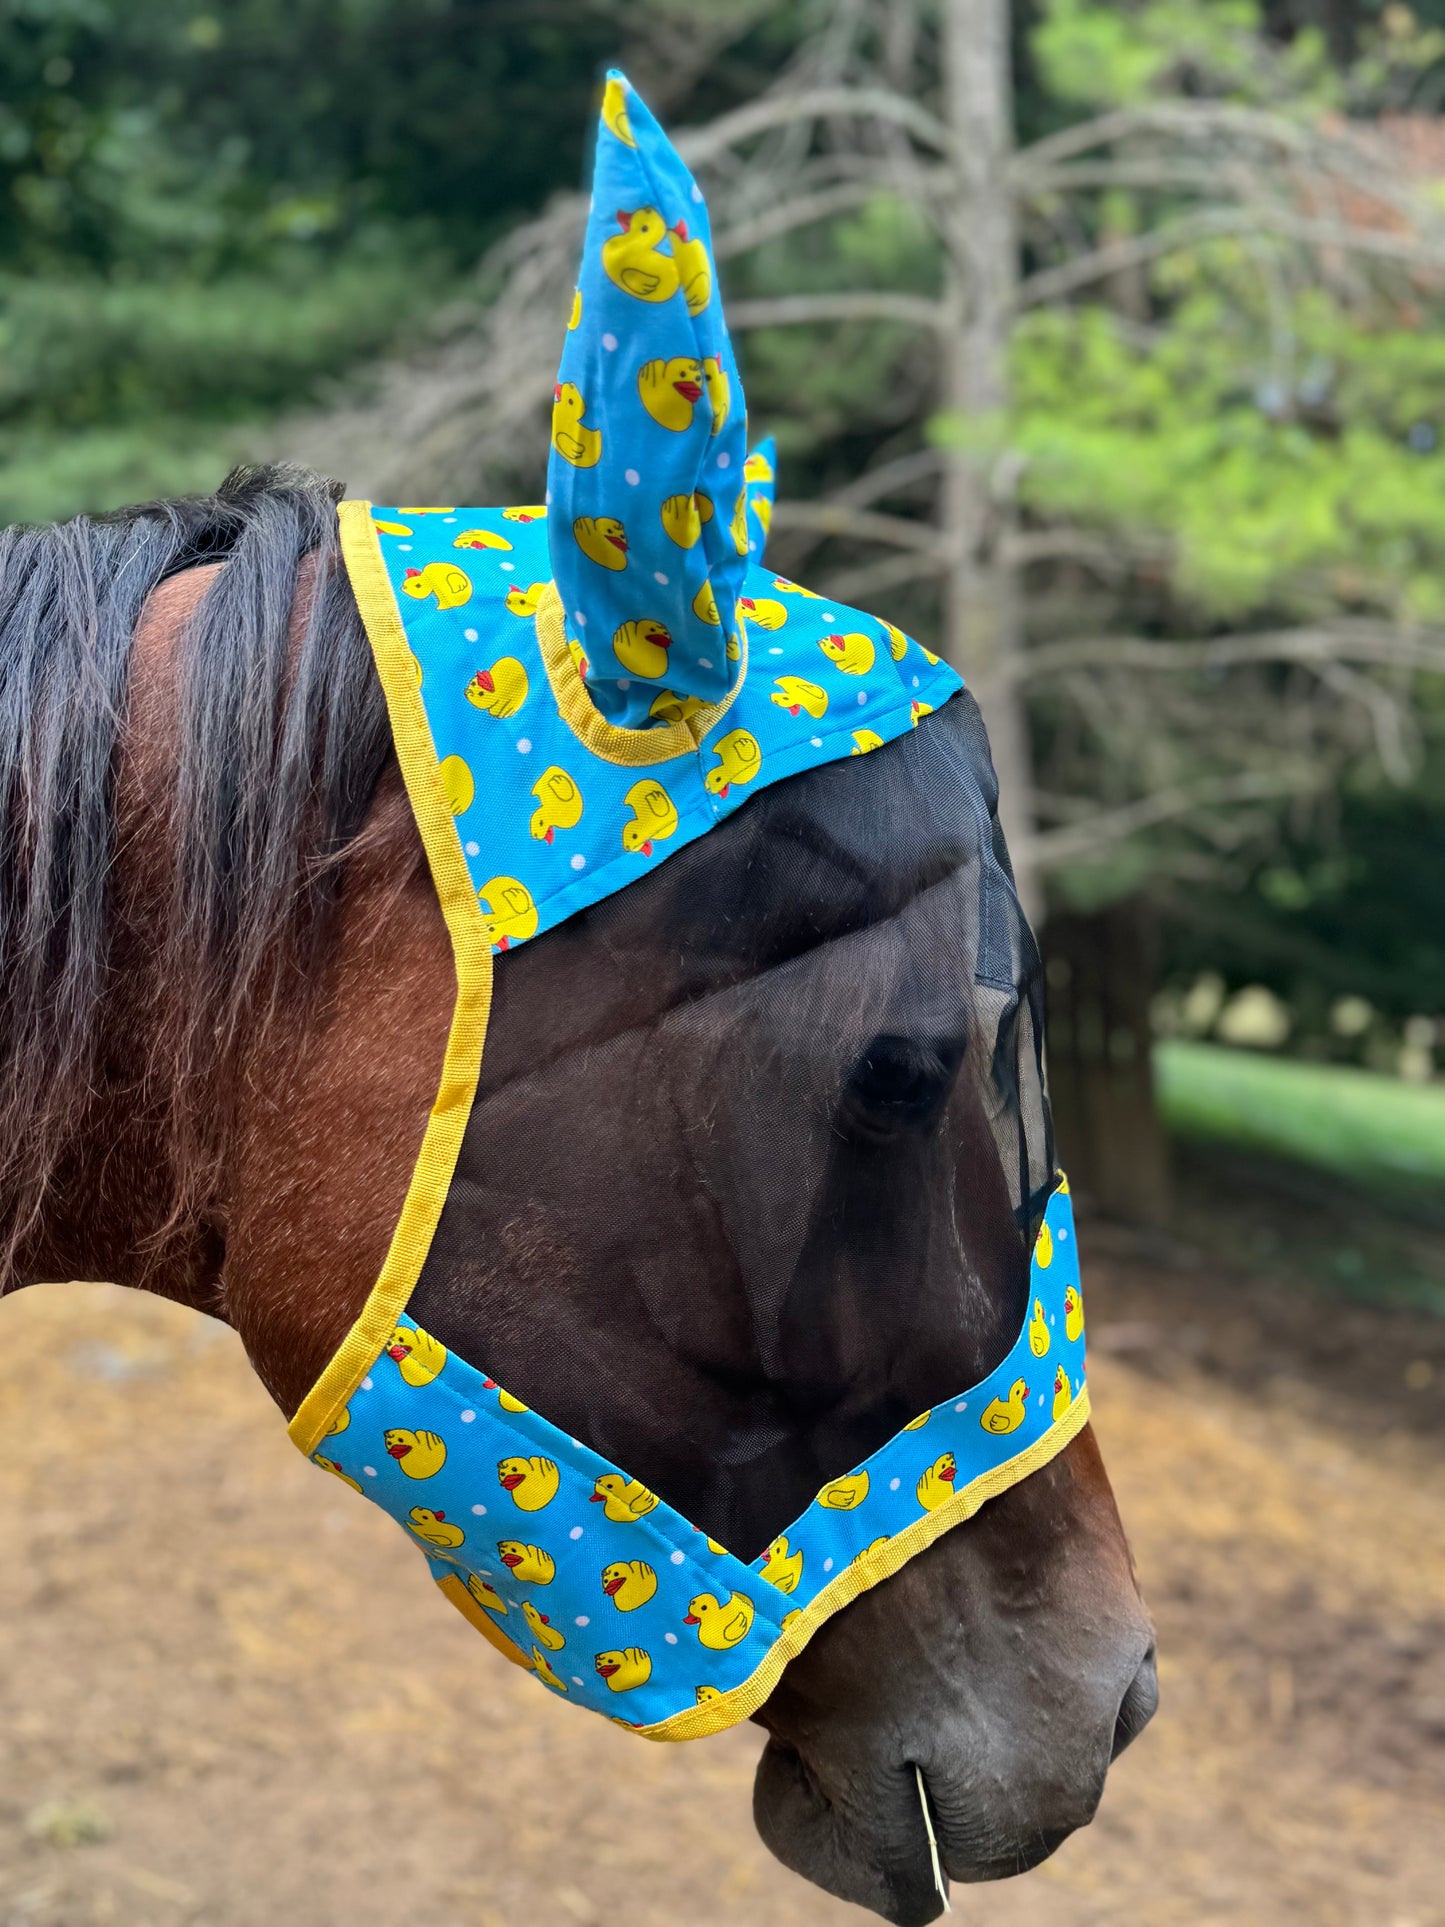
left=0, top=464, right=388, bottom=1278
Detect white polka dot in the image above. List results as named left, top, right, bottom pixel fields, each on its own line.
left=823, top=1557, right=834, bottom=1573
left=571, top=1676, right=586, bottom=1687
left=1036, top=1393, right=1046, bottom=1406
left=570, top=853, right=586, bottom=871
left=574, top=609, right=587, bottom=626
left=602, top=331, right=618, bottom=351
left=810, top=736, right=823, bottom=748
left=670, top=1550, right=686, bottom=1566
left=954, top=1400, right=968, bottom=1412
left=459, top=1409, right=475, bottom=1423
left=716, top=452, right=731, bottom=469
left=768, top=646, right=783, bottom=656
left=625, top=467, right=641, bottom=486
left=443, top=516, right=456, bottom=524
left=698, top=657, right=713, bottom=670
left=516, top=737, right=532, bottom=753
left=888, top=1476, right=900, bottom=1492
left=912, top=674, right=920, bottom=688
left=664, top=1631, right=678, bottom=1645
left=545, top=488, right=553, bottom=505
left=575, top=1615, right=590, bottom=1629
left=692, top=182, right=703, bottom=202
left=857, top=691, right=868, bottom=705
left=748, top=540, right=757, bottom=552
left=820, top=612, right=836, bottom=622
left=617, top=677, right=631, bottom=690
left=398, top=543, right=413, bottom=552
left=653, top=570, right=670, bottom=585
left=363, top=1465, right=378, bottom=1478
left=465, top=840, right=480, bottom=857
left=499, top=560, right=515, bottom=571
left=360, top=1377, right=373, bottom=1392
left=1059, top=1227, right=1069, bottom=1241
left=463, top=627, right=479, bottom=642
left=570, top=1526, right=584, bottom=1541
left=471, top=1503, right=487, bottom=1516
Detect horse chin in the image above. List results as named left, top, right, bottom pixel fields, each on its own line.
left=748, top=1432, right=1158, bottom=1924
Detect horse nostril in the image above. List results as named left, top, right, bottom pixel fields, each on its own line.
left=1111, top=1642, right=1159, bottom=1760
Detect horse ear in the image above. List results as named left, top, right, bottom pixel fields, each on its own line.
left=547, top=70, right=751, bottom=729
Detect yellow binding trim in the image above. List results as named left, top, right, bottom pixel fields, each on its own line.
left=434, top=1574, right=533, bottom=1670
left=636, top=1387, right=1093, bottom=1742
left=289, top=502, right=495, bottom=1457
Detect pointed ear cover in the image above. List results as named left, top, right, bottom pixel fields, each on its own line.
left=547, top=72, right=750, bottom=727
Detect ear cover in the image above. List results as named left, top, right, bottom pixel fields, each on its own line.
left=547, top=71, right=750, bottom=727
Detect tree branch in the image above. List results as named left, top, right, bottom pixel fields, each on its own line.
left=677, top=85, right=953, bottom=166
left=768, top=500, right=945, bottom=553
left=1025, top=769, right=1310, bottom=869
left=725, top=291, right=952, bottom=331
left=1010, top=625, right=1445, bottom=682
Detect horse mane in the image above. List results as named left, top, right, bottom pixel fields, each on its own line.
left=0, top=463, right=390, bottom=1281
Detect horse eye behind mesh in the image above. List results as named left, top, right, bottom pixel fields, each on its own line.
left=842, top=1032, right=966, bottom=1141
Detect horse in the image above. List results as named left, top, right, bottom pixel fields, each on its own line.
left=0, top=465, right=1156, bottom=1925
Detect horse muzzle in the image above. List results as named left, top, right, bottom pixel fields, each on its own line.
left=749, top=1432, right=1158, bottom=1924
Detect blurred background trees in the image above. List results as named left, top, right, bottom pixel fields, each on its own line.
left=2, top=0, right=1441, bottom=1254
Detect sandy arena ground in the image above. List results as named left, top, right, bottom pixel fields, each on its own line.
left=2, top=1224, right=1443, bottom=1927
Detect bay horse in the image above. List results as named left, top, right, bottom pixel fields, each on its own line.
left=0, top=466, right=1156, bottom=1925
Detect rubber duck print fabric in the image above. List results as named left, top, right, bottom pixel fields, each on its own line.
left=310, top=1182, right=1089, bottom=1740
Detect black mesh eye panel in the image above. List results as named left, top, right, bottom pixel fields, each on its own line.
left=410, top=690, right=1053, bottom=1557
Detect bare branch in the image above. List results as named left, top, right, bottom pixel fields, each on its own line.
left=1011, top=625, right=1445, bottom=682
left=714, top=183, right=891, bottom=258
left=769, top=501, right=945, bottom=553
left=1016, top=102, right=1329, bottom=175
left=678, top=86, right=953, bottom=167
left=808, top=548, right=950, bottom=604
left=725, top=291, right=952, bottom=331
left=1025, top=769, right=1310, bottom=869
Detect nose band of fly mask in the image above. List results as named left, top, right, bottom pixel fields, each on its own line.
left=290, top=71, right=1092, bottom=1741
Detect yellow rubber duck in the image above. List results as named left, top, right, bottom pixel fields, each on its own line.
left=401, top=562, right=472, bottom=612
left=465, top=656, right=529, bottom=720
left=621, top=778, right=679, bottom=854
left=601, top=1560, right=658, bottom=1612
left=590, top=1474, right=660, bottom=1523
left=703, top=354, right=729, bottom=433
left=883, top=621, right=909, bottom=661
left=660, top=491, right=713, bottom=548
left=397, top=506, right=456, bottom=515
left=725, top=630, right=742, bottom=662
left=910, top=700, right=934, bottom=726
left=903, top=1409, right=932, bottom=1431
left=916, top=1453, right=957, bottom=1512
left=573, top=515, right=629, bottom=570
left=649, top=689, right=704, bottom=725
left=568, top=286, right=582, bottom=330
left=439, top=754, right=474, bottom=816
left=502, top=505, right=546, bottom=523
left=612, top=618, right=672, bottom=679
left=695, top=1684, right=722, bottom=1705
left=1064, top=1283, right=1084, bottom=1343
left=532, top=1647, right=568, bottom=1692
left=482, top=1376, right=529, bottom=1414
left=568, top=638, right=589, bottom=680
left=1029, top=1298, right=1051, bottom=1358
left=325, top=1406, right=350, bottom=1437
left=684, top=1591, right=755, bottom=1650
left=819, top=631, right=876, bottom=676
left=522, top=1600, right=566, bottom=1652
left=452, top=527, right=513, bottom=553
left=504, top=581, right=549, bottom=619
left=313, top=1455, right=362, bottom=1494
left=851, top=729, right=884, bottom=755
left=601, top=74, right=637, bottom=147
left=384, top=1428, right=447, bottom=1479
left=497, top=1455, right=560, bottom=1511
left=1035, top=1222, right=1054, bottom=1269
left=478, top=877, right=538, bottom=951
left=673, top=222, right=712, bottom=316
left=466, top=1575, right=507, bottom=1615
left=816, top=1470, right=870, bottom=1510
left=704, top=728, right=762, bottom=797
left=692, top=579, right=721, bottom=625
left=551, top=381, right=602, bottom=467
left=772, top=575, right=822, bottom=598
left=728, top=487, right=749, bottom=555
left=497, top=1541, right=556, bottom=1586
left=601, top=206, right=680, bottom=302
left=594, top=1647, right=653, bottom=1693
left=739, top=595, right=788, bottom=631
left=638, top=356, right=704, bottom=431
left=744, top=449, right=774, bottom=482
left=1052, top=1366, right=1074, bottom=1423
left=384, top=1325, right=448, bottom=1387
left=980, top=1379, right=1029, bottom=1435
left=750, top=493, right=773, bottom=536
left=759, top=1536, right=804, bottom=1595
left=372, top=518, right=413, bottom=537
left=530, top=765, right=584, bottom=844
left=407, top=1507, right=464, bottom=1549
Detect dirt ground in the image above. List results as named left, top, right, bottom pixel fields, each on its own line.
left=2, top=1210, right=1443, bottom=1927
